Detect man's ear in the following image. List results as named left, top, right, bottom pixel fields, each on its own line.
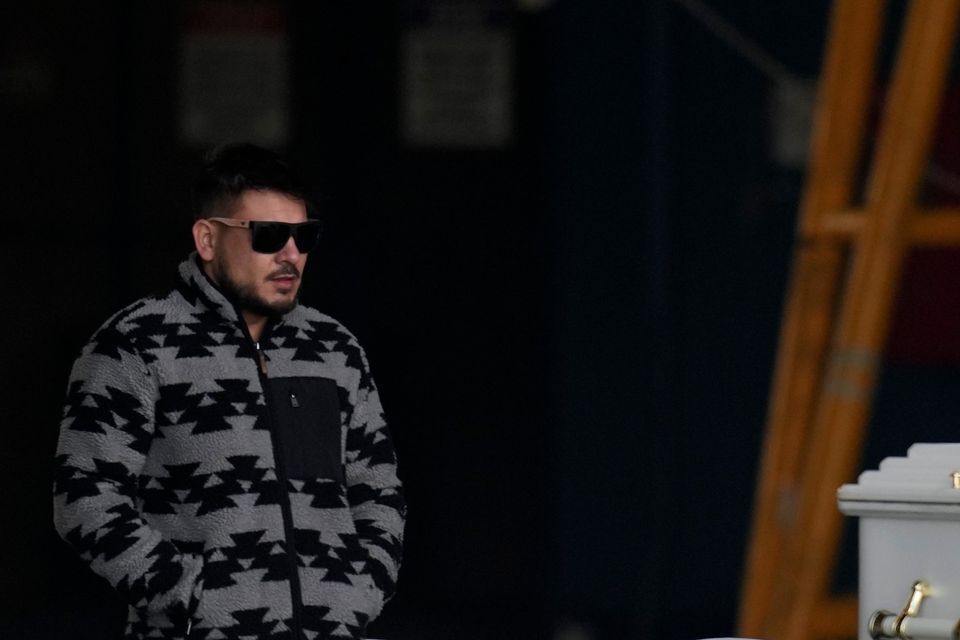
left=192, top=219, right=216, bottom=261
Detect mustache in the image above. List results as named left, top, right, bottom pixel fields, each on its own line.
left=268, top=264, right=301, bottom=280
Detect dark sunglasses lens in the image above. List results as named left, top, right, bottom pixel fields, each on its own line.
left=249, top=221, right=321, bottom=253
left=292, top=222, right=321, bottom=253
left=250, top=223, right=291, bottom=253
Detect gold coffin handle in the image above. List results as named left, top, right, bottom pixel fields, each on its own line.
left=869, top=580, right=927, bottom=639
left=867, top=580, right=960, bottom=640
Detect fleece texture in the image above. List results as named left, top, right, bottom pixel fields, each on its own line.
left=53, top=255, right=405, bottom=640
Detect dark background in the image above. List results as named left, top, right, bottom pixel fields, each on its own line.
left=4, top=1, right=960, bottom=639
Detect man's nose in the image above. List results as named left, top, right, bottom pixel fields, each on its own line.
left=275, top=235, right=301, bottom=262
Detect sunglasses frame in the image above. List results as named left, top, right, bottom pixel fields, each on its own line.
left=206, top=217, right=322, bottom=254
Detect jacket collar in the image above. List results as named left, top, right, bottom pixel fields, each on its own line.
left=177, top=253, right=296, bottom=340
left=177, top=253, right=298, bottom=339
left=177, top=253, right=244, bottom=325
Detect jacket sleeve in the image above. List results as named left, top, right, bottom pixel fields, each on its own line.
left=344, top=346, right=406, bottom=603
left=53, top=326, right=203, bottom=625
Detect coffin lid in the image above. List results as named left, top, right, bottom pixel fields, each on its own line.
left=838, top=443, right=960, bottom=515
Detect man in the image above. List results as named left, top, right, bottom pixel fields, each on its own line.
left=53, top=143, right=404, bottom=640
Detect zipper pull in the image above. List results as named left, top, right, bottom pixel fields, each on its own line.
left=255, top=341, right=268, bottom=375
left=290, top=392, right=299, bottom=408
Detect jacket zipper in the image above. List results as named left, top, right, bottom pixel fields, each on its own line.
left=249, top=331, right=305, bottom=640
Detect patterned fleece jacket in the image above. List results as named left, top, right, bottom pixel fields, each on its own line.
left=53, top=255, right=405, bottom=640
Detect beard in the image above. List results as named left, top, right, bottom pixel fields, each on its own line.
left=212, top=255, right=300, bottom=319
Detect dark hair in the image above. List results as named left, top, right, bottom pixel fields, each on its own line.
left=192, top=143, right=312, bottom=220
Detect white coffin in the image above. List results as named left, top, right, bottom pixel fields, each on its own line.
left=838, top=443, right=960, bottom=640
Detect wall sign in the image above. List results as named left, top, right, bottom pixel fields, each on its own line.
left=179, top=1, right=290, bottom=148
left=401, top=4, right=514, bottom=148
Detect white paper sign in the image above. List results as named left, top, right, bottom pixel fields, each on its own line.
left=179, top=3, right=289, bottom=147
left=401, top=26, right=514, bottom=148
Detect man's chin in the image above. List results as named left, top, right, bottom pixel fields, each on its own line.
left=265, top=288, right=299, bottom=309
left=270, top=298, right=298, bottom=315
left=237, top=293, right=298, bottom=319
left=255, top=293, right=298, bottom=316
left=213, top=266, right=299, bottom=319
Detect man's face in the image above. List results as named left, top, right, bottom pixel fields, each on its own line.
left=206, top=189, right=309, bottom=319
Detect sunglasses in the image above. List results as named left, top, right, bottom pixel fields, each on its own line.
left=207, top=217, right=322, bottom=254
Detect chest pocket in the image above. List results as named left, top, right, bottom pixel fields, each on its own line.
left=264, top=377, right=343, bottom=482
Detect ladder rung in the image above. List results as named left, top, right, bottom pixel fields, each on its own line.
left=815, top=208, right=960, bottom=245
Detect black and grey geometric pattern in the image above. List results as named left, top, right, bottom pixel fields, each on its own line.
left=54, top=255, right=404, bottom=640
